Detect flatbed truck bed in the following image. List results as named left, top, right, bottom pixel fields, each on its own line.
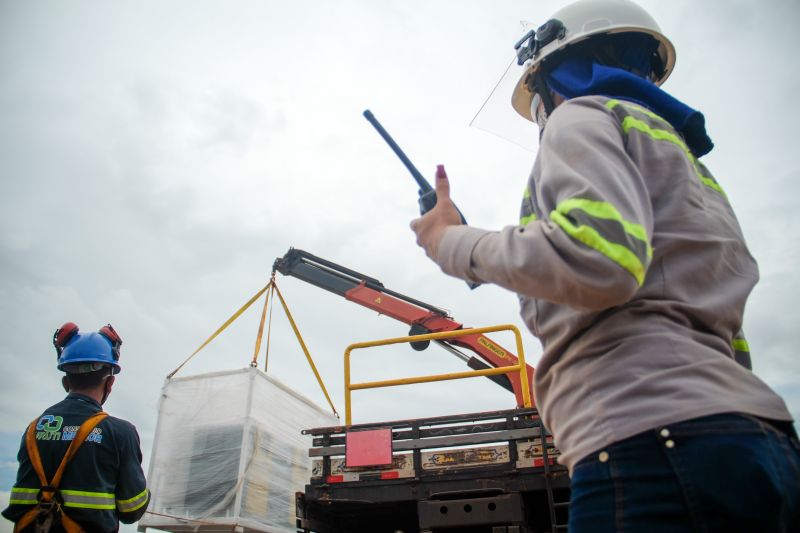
left=296, top=407, right=569, bottom=533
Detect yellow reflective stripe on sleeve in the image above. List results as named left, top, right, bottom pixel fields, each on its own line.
left=550, top=198, right=650, bottom=285
left=523, top=185, right=532, bottom=199
left=733, top=339, right=750, bottom=352
left=61, top=489, right=116, bottom=510
left=556, top=198, right=652, bottom=257
left=116, top=488, right=150, bottom=513
left=9, top=487, right=38, bottom=505
left=551, top=210, right=647, bottom=285
left=519, top=213, right=537, bottom=225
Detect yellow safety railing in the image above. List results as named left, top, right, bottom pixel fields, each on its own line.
left=344, top=324, right=531, bottom=425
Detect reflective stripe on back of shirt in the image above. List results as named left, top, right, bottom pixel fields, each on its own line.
left=9, top=488, right=37, bottom=505
left=61, top=489, right=116, bottom=510
left=604, top=99, right=727, bottom=199
left=9, top=487, right=114, bottom=510
left=116, top=488, right=149, bottom=513
left=550, top=197, right=652, bottom=285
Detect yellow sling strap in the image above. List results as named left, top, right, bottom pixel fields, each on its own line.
left=167, top=282, right=272, bottom=379
left=15, top=412, right=108, bottom=533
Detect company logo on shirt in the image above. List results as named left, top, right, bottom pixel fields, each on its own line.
left=36, top=415, right=63, bottom=432
left=35, top=415, right=63, bottom=440
left=35, top=415, right=103, bottom=443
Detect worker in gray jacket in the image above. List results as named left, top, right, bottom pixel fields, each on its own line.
left=411, top=0, right=799, bottom=531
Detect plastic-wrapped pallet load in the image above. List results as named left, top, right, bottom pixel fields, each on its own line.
left=138, top=367, right=338, bottom=532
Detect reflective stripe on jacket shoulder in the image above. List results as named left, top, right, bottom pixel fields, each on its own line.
left=604, top=99, right=727, bottom=199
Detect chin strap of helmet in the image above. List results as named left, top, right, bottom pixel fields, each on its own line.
left=532, top=69, right=557, bottom=117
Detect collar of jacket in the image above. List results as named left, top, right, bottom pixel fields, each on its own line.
left=66, top=392, right=102, bottom=409
left=546, top=57, right=714, bottom=157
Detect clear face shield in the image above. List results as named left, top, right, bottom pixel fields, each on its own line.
left=469, top=22, right=541, bottom=152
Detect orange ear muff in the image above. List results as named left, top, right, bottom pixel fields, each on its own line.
left=98, top=324, right=122, bottom=361
left=53, top=322, right=79, bottom=356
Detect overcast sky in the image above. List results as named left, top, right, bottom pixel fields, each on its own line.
left=2, top=1, right=799, bottom=531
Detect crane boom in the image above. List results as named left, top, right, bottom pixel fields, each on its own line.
left=273, top=248, right=535, bottom=407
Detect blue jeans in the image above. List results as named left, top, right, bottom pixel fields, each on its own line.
left=568, top=413, right=800, bottom=532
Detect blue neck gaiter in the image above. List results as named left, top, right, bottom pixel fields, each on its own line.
left=546, top=57, right=714, bottom=157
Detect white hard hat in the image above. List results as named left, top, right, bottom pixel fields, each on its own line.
left=511, top=0, right=676, bottom=121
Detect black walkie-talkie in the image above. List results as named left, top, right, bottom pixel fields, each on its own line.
left=363, top=109, right=478, bottom=289
left=363, top=110, right=468, bottom=224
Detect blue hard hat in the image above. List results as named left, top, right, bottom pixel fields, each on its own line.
left=57, top=328, right=122, bottom=374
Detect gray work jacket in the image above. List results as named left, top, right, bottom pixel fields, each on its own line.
left=436, top=95, right=792, bottom=471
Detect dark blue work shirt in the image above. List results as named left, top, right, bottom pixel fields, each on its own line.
left=2, top=393, right=150, bottom=532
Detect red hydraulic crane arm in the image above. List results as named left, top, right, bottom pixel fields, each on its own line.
left=273, top=249, right=534, bottom=407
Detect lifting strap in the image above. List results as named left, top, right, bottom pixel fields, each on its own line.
left=165, top=277, right=339, bottom=418
left=15, top=412, right=108, bottom=533
left=272, top=282, right=338, bottom=417
left=167, top=282, right=273, bottom=379
left=251, top=281, right=273, bottom=369
left=262, top=284, right=275, bottom=373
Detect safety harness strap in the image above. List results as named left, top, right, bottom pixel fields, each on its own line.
left=14, top=412, right=108, bottom=533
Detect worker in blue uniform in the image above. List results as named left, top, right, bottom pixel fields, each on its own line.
left=2, top=323, right=150, bottom=532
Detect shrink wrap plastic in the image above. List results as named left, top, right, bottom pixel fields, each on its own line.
left=138, top=367, right=338, bottom=532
